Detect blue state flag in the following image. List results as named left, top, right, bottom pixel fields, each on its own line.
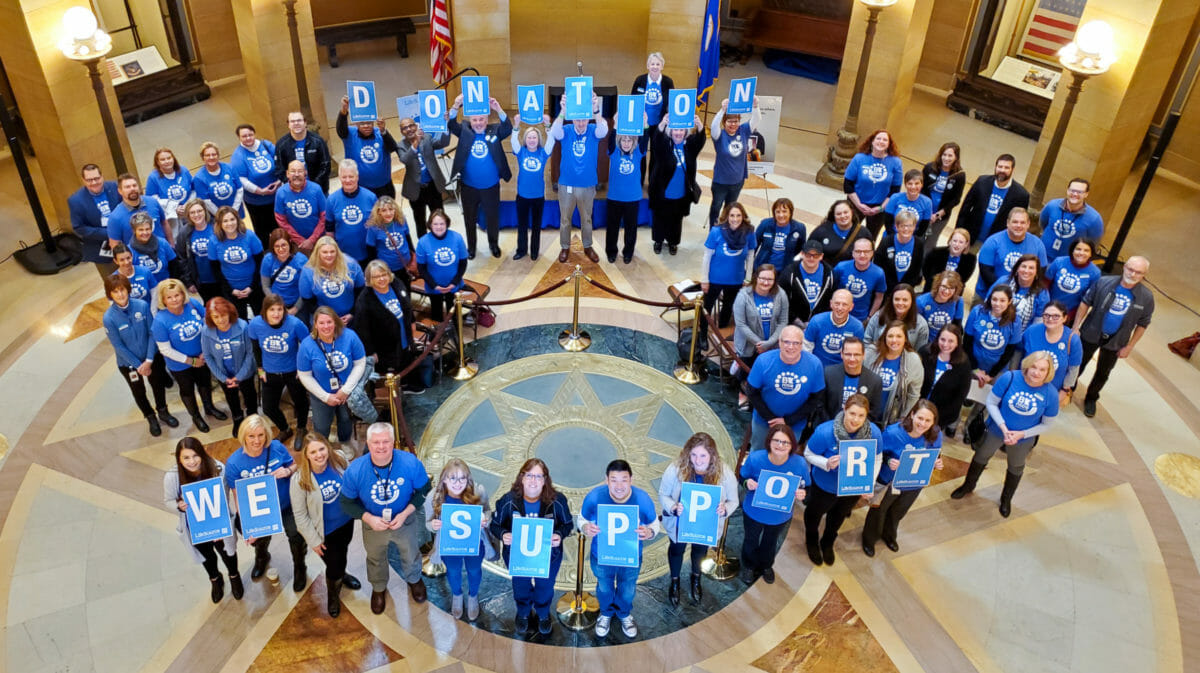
left=181, top=477, right=233, bottom=545
left=235, top=474, right=284, bottom=538
left=461, top=76, right=490, bottom=117
left=677, top=482, right=722, bottom=545
left=892, top=449, right=941, bottom=489
left=837, top=439, right=879, bottom=496
left=595, top=504, right=640, bottom=567
left=418, top=90, right=447, bottom=133
left=518, top=84, right=545, bottom=125
left=438, top=504, right=483, bottom=557
left=347, top=80, right=378, bottom=123
left=563, top=76, right=594, bottom=120
left=696, top=0, right=721, bottom=104
left=727, top=77, right=756, bottom=114
left=509, top=517, right=553, bottom=578
left=751, top=469, right=805, bottom=514
left=616, top=95, right=646, bottom=136
left=668, top=88, right=696, bottom=130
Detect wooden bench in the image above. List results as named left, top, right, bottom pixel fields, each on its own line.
left=744, top=8, right=849, bottom=61
left=314, top=17, right=415, bottom=68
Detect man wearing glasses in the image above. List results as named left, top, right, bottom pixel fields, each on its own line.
left=68, top=163, right=122, bottom=277
left=274, top=111, right=332, bottom=194
left=1039, top=179, right=1103, bottom=260
left=746, top=325, right=826, bottom=451
left=396, top=116, right=450, bottom=238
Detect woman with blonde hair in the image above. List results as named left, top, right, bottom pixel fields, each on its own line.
left=208, top=205, right=264, bottom=319
left=510, top=118, right=554, bottom=261
left=364, top=195, right=417, bottom=285
left=193, top=141, right=244, bottom=217
left=424, top=458, right=494, bottom=621
left=300, top=235, right=365, bottom=324
left=152, top=278, right=226, bottom=432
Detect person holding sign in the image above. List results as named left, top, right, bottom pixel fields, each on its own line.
left=339, top=423, right=431, bottom=613
left=701, top=202, right=753, bottom=328
left=103, top=274, right=177, bottom=437
left=738, top=424, right=808, bottom=584
left=844, top=129, right=903, bottom=238
left=290, top=433, right=362, bottom=618
left=864, top=319, right=925, bottom=425
left=605, top=129, right=647, bottom=264
left=646, top=113, right=705, bottom=255
left=447, top=94, right=512, bottom=259
left=396, top=117, right=450, bottom=239
left=952, top=351, right=1059, bottom=517
left=862, top=400, right=943, bottom=556
left=803, top=393, right=883, bottom=565
left=424, top=459, right=495, bottom=621
left=297, top=306, right=367, bottom=443
left=659, top=432, right=738, bottom=605
left=489, top=458, right=574, bottom=636
left=550, top=91, right=609, bottom=265
left=707, top=95, right=761, bottom=229
left=509, top=117, right=555, bottom=261
left=580, top=460, right=659, bottom=639
left=164, top=437, right=242, bottom=603
left=225, top=414, right=309, bottom=588
left=336, top=95, right=400, bottom=199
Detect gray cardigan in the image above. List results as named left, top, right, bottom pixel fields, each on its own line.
left=289, top=444, right=357, bottom=550
left=864, top=345, right=925, bottom=424
left=864, top=312, right=930, bottom=352
left=423, top=483, right=496, bottom=564
left=732, top=285, right=790, bottom=358
left=657, top=462, right=739, bottom=542
left=1079, top=275, right=1154, bottom=350
left=164, top=461, right=236, bottom=564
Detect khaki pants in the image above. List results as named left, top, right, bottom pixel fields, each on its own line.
left=361, top=511, right=422, bottom=591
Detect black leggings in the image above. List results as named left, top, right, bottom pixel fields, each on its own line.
left=651, top=197, right=688, bottom=246
left=118, top=353, right=170, bottom=417
left=322, top=520, right=354, bottom=582
left=218, top=377, right=258, bottom=424
left=741, top=514, right=787, bottom=572
left=196, top=540, right=239, bottom=580
left=460, top=184, right=500, bottom=253
left=428, top=292, right=456, bottom=322
left=261, top=370, right=309, bottom=434
left=606, top=199, right=640, bottom=258
left=170, top=364, right=216, bottom=418
left=704, top=283, right=741, bottom=328
left=515, top=196, right=544, bottom=257
left=667, top=540, right=709, bottom=578
left=246, top=202, right=277, bottom=242
left=803, top=484, right=858, bottom=549
left=248, top=507, right=307, bottom=568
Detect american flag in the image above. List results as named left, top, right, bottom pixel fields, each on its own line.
left=430, top=0, right=454, bottom=85
left=1019, top=0, right=1086, bottom=60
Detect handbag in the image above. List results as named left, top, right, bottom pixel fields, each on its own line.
left=476, top=305, right=496, bottom=327
left=319, top=341, right=379, bottom=423
left=1169, top=332, right=1200, bottom=359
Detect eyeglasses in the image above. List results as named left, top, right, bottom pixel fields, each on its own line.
left=523, top=473, right=545, bottom=482
left=1041, top=313, right=1063, bottom=320
left=446, top=475, right=469, bottom=483
left=769, top=438, right=792, bottom=446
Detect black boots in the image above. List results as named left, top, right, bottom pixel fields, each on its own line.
left=668, top=577, right=680, bottom=607
left=328, top=579, right=342, bottom=618
left=951, top=461, right=987, bottom=499
left=229, top=572, right=244, bottom=600
left=999, top=471, right=1022, bottom=517
left=690, top=573, right=703, bottom=601
left=210, top=575, right=224, bottom=603
left=251, top=551, right=270, bottom=580
left=291, top=538, right=308, bottom=592
left=147, top=415, right=162, bottom=436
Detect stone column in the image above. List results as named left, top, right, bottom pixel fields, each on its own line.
left=450, top=0, right=512, bottom=108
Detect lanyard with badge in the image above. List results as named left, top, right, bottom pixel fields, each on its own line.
left=373, top=456, right=395, bottom=519
left=318, top=340, right=343, bottom=391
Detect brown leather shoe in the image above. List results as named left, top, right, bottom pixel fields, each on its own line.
left=583, top=247, right=599, bottom=263
left=557, top=248, right=570, bottom=264
left=370, top=590, right=386, bottom=614
left=408, top=579, right=427, bottom=603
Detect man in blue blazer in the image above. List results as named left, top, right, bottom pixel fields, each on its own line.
left=447, top=95, right=512, bottom=259
left=68, top=163, right=121, bottom=277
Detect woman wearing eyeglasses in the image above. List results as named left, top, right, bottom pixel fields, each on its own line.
left=1017, top=300, right=1082, bottom=407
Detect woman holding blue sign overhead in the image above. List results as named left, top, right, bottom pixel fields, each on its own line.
left=291, top=433, right=362, bottom=618
left=490, top=458, right=574, bottom=636
left=804, top=393, right=883, bottom=566
left=844, top=130, right=904, bottom=237
left=861, top=400, right=943, bottom=557
left=425, top=458, right=494, bottom=622
left=448, top=94, right=512, bottom=259
left=659, top=432, right=739, bottom=605
left=510, top=118, right=554, bottom=261
left=739, top=424, right=808, bottom=585
left=647, top=112, right=705, bottom=256
left=165, top=437, right=242, bottom=603
left=707, top=95, right=761, bottom=229
left=605, top=131, right=647, bottom=264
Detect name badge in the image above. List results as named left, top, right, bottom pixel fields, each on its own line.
left=329, top=377, right=340, bottom=391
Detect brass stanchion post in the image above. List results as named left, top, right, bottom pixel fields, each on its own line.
left=556, top=532, right=599, bottom=629
left=451, top=292, right=478, bottom=380
left=674, top=297, right=706, bottom=384
left=699, top=517, right=739, bottom=580
left=558, top=265, right=591, bottom=351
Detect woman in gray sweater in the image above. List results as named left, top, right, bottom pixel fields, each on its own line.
left=864, top=320, right=925, bottom=424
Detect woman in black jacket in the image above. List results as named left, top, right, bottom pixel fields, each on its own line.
left=174, top=198, right=223, bottom=302
left=807, top=199, right=873, bottom=266
left=647, top=114, right=705, bottom=256
left=352, top=260, right=430, bottom=392
left=921, top=142, right=966, bottom=251
left=919, top=323, right=972, bottom=435
left=922, top=227, right=977, bottom=292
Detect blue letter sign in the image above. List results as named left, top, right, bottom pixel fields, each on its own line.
left=837, top=439, right=879, bottom=496
left=235, top=474, right=284, bottom=538
left=509, top=517, right=553, bottom=578
left=616, top=95, right=646, bottom=136
left=563, top=76, right=594, bottom=121
left=668, top=88, right=696, bottom=129
left=751, top=469, right=805, bottom=514
left=892, top=449, right=940, bottom=490
left=677, top=482, right=721, bottom=545
left=438, top=504, right=483, bottom=557
left=727, top=77, right=756, bottom=115
left=595, top=504, right=640, bottom=567
left=417, top=90, right=447, bottom=133
left=518, top=84, right=545, bottom=125
left=347, top=80, right=378, bottom=123
left=461, top=76, right=490, bottom=117
left=182, top=477, right=232, bottom=545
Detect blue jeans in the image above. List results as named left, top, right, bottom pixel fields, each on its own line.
left=512, top=553, right=562, bottom=619
left=590, top=558, right=639, bottom=619
left=310, top=393, right=352, bottom=442
left=443, top=546, right=485, bottom=597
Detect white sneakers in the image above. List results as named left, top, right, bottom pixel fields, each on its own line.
left=594, top=614, right=638, bottom=638
left=620, top=615, right=638, bottom=638
left=594, top=614, right=611, bottom=637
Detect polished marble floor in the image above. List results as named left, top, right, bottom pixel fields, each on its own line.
left=2, top=40, right=1199, bottom=673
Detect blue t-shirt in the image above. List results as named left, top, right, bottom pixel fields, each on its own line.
left=931, top=359, right=951, bottom=390
left=797, top=264, right=824, bottom=306
left=883, top=193, right=933, bottom=233
left=515, top=145, right=550, bottom=199
left=804, top=312, right=865, bottom=366
left=1102, top=286, right=1134, bottom=335
left=964, top=305, right=1023, bottom=372
left=209, top=230, right=264, bottom=290
left=462, top=134, right=501, bottom=189
left=987, top=370, right=1059, bottom=433
left=152, top=299, right=206, bottom=371
left=145, top=168, right=192, bottom=209
left=131, top=236, right=176, bottom=284
left=739, top=449, right=810, bottom=526
left=297, top=330, right=366, bottom=394
left=1021, top=324, right=1082, bottom=391
left=878, top=422, right=942, bottom=490
left=805, top=420, right=883, bottom=494
left=247, top=314, right=306, bottom=373
left=416, top=231, right=468, bottom=293
left=877, top=355, right=901, bottom=409
left=1046, top=257, right=1100, bottom=311
left=260, top=252, right=308, bottom=306
left=107, top=200, right=167, bottom=244
left=326, top=188, right=378, bottom=262
left=343, top=128, right=391, bottom=189
left=193, top=163, right=243, bottom=216
left=711, top=121, right=751, bottom=184
left=340, top=450, right=430, bottom=517
left=114, top=268, right=155, bottom=303
left=293, top=138, right=306, bottom=163
left=832, top=260, right=888, bottom=321
left=1039, top=199, right=1103, bottom=259
left=275, top=182, right=328, bottom=239
left=981, top=183, right=1010, bottom=235
left=746, top=350, right=826, bottom=424
left=232, top=140, right=278, bottom=206
left=665, top=141, right=687, bottom=199
left=299, top=259, right=365, bottom=316
left=558, top=123, right=600, bottom=188
left=993, top=277, right=1049, bottom=331
left=92, top=191, right=114, bottom=227
left=929, top=171, right=948, bottom=211
left=314, top=468, right=352, bottom=532
left=643, top=80, right=664, bottom=124
left=846, top=153, right=903, bottom=205
left=185, top=226, right=217, bottom=285
left=945, top=254, right=963, bottom=274
left=976, top=233, right=1048, bottom=295
left=225, top=440, right=295, bottom=511
left=607, top=146, right=645, bottom=202
left=886, top=236, right=917, bottom=275
left=365, top=222, right=413, bottom=271
left=374, top=287, right=409, bottom=348
left=753, top=293, right=775, bottom=337
left=580, top=485, right=658, bottom=562
left=841, top=374, right=861, bottom=404
left=916, top=293, right=963, bottom=340
left=704, top=227, right=750, bottom=285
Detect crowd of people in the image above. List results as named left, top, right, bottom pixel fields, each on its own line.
left=77, top=51, right=1157, bottom=641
